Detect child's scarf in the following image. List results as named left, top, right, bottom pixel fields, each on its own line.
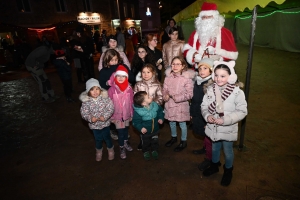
left=208, top=83, right=235, bottom=117
left=114, top=77, right=128, bottom=92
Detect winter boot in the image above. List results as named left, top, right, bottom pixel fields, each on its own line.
left=124, top=140, right=133, bottom=151
left=95, top=148, right=103, bottom=162
left=174, top=140, right=187, bottom=152
left=221, top=165, right=233, bottom=186
left=198, top=158, right=211, bottom=171
left=143, top=151, right=151, bottom=161
left=107, top=146, right=115, bottom=161
left=192, top=146, right=206, bottom=154
left=152, top=151, right=158, bottom=160
left=203, top=161, right=221, bottom=177
left=120, top=146, right=126, bottom=159
left=165, top=137, right=177, bottom=147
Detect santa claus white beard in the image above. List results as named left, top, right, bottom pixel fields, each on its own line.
left=195, top=17, right=219, bottom=48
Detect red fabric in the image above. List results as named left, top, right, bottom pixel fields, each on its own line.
left=115, top=65, right=128, bottom=77
left=114, top=77, right=128, bottom=92
left=201, top=2, right=217, bottom=11
left=131, top=34, right=139, bottom=46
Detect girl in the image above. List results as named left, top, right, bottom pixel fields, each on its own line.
left=98, top=49, right=134, bottom=141
left=79, top=78, right=115, bottom=161
left=131, top=45, right=156, bottom=80
left=163, top=56, right=194, bottom=152
left=145, top=33, right=163, bottom=81
left=108, top=65, right=134, bottom=159
left=190, top=58, right=214, bottom=171
left=134, top=63, right=163, bottom=150
left=201, top=60, right=247, bottom=186
left=98, top=35, right=131, bottom=71
left=162, top=27, right=185, bottom=69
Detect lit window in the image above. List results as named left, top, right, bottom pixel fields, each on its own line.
left=146, top=7, right=151, bottom=16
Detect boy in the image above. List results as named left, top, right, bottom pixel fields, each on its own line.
left=132, top=91, right=164, bottom=160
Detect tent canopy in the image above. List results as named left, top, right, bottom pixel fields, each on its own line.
left=173, top=0, right=300, bottom=21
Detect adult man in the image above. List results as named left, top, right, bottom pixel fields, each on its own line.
left=116, top=27, right=125, bottom=50
left=183, top=2, right=238, bottom=66
left=25, top=45, right=57, bottom=103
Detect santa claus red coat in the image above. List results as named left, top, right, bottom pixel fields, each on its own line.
left=183, top=27, right=238, bottom=64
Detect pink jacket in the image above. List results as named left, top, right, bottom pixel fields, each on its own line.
left=163, top=70, right=194, bottom=122
left=108, top=81, right=134, bottom=121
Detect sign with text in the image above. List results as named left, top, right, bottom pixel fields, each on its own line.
left=77, top=13, right=100, bottom=24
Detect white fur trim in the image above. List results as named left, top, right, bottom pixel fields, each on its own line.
left=135, top=72, right=142, bottom=82
left=186, top=48, right=197, bottom=64
left=115, top=71, right=128, bottom=77
left=200, top=10, right=219, bottom=17
left=214, top=27, right=238, bottom=60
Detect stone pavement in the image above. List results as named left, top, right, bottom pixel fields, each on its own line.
left=0, top=44, right=300, bottom=199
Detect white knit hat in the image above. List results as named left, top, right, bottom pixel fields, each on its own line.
left=212, top=61, right=237, bottom=84
left=198, top=58, right=214, bottom=71
left=86, top=78, right=101, bottom=92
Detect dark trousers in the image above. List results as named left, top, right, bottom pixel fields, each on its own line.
left=117, top=126, right=129, bottom=146
left=61, top=79, right=73, bottom=98
left=92, top=126, right=113, bottom=149
left=141, top=131, right=159, bottom=153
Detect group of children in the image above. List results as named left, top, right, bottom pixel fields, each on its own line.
left=79, top=35, right=247, bottom=186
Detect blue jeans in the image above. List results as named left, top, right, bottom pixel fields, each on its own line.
left=92, top=127, right=113, bottom=149
left=117, top=126, right=129, bottom=146
left=212, top=140, right=234, bottom=168
left=169, top=121, right=187, bottom=141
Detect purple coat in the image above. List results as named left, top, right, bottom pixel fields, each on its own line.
left=108, top=81, right=134, bottom=121
left=163, top=70, right=194, bottom=122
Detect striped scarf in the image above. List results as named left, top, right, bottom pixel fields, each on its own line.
left=208, top=83, right=235, bottom=117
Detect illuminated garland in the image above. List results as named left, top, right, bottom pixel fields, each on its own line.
left=235, top=9, right=300, bottom=19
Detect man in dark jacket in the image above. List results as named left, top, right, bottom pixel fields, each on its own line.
left=25, top=45, right=57, bottom=103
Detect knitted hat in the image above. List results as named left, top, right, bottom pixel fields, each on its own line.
left=86, top=78, right=101, bottom=92
left=212, top=61, right=237, bottom=84
left=114, top=65, right=128, bottom=77
left=108, top=34, right=117, bottom=42
left=200, top=2, right=219, bottom=16
left=198, top=58, right=214, bottom=71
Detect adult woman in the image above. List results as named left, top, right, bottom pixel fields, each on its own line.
left=98, top=35, right=131, bottom=71
left=145, top=33, right=163, bottom=81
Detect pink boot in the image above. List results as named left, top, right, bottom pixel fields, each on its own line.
left=107, top=146, right=115, bottom=160
left=120, top=146, right=126, bottom=159
left=95, top=148, right=103, bottom=162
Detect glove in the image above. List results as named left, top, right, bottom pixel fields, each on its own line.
left=194, top=53, right=203, bottom=62
left=206, top=46, right=215, bottom=54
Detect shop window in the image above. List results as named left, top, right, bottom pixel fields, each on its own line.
left=131, top=4, right=135, bottom=18
left=16, top=0, right=31, bottom=12
left=123, top=3, right=127, bottom=17
left=82, top=0, right=91, bottom=12
left=55, top=0, right=66, bottom=12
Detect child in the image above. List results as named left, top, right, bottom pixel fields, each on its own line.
left=162, top=27, right=185, bottom=69
left=131, top=45, right=156, bottom=80
left=108, top=65, right=134, bottom=159
left=52, top=49, right=74, bottom=102
left=163, top=56, right=194, bottom=152
left=201, top=61, right=247, bottom=186
left=132, top=91, right=164, bottom=160
left=98, top=34, right=131, bottom=71
left=79, top=78, right=115, bottom=161
left=190, top=58, right=214, bottom=171
left=134, top=63, right=163, bottom=150
left=98, top=49, right=134, bottom=141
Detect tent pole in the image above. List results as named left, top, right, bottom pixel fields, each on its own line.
left=239, top=6, right=257, bottom=150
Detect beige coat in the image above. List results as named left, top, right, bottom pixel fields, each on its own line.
left=162, top=39, right=185, bottom=68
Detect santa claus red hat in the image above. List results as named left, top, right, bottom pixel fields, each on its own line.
left=114, top=65, right=128, bottom=77
left=200, top=2, right=219, bottom=17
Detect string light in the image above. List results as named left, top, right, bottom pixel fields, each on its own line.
left=235, top=9, right=300, bottom=19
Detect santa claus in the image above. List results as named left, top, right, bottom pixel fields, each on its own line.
left=183, top=2, right=238, bottom=65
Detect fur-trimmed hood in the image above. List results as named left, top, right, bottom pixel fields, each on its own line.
left=203, top=79, right=244, bottom=94
left=164, top=67, right=197, bottom=80
left=79, top=89, right=109, bottom=102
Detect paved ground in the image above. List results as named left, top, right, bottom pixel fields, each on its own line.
left=0, top=44, right=300, bottom=199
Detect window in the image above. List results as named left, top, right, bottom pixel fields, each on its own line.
left=16, top=0, right=31, bottom=12
left=82, top=0, right=91, bottom=12
left=131, top=4, right=135, bottom=18
left=123, top=3, right=127, bottom=17
left=55, top=0, right=66, bottom=12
